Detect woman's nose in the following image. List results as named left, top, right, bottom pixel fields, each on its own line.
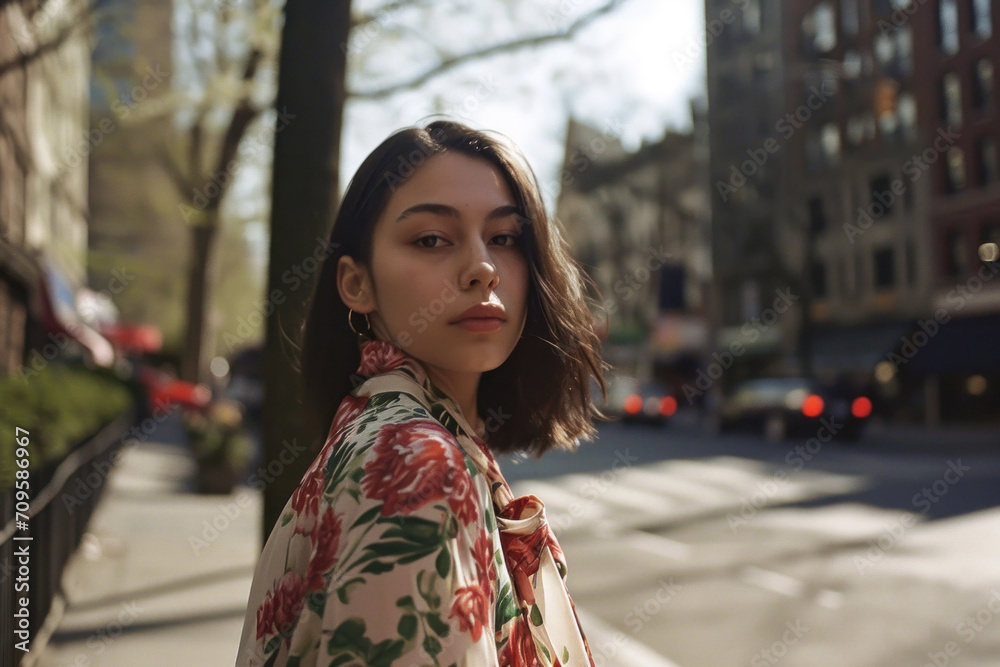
left=462, top=241, right=499, bottom=290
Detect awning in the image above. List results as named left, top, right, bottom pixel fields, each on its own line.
left=894, top=312, right=1000, bottom=376
left=37, top=256, right=115, bottom=368
left=98, top=323, right=163, bottom=355
left=714, top=324, right=784, bottom=357
left=808, top=320, right=913, bottom=375
left=652, top=313, right=709, bottom=359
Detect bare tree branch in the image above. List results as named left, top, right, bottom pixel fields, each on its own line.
left=350, top=0, right=425, bottom=29
left=0, top=5, right=94, bottom=77
left=348, top=0, right=630, bottom=100
left=155, top=142, right=194, bottom=195
left=208, top=49, right=265, bottom=208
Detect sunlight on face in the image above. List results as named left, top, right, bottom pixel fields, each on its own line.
left=367, top=151, right=530, bottom=376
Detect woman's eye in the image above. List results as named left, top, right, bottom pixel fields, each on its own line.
left=414, top=234, right=446, bottom=248
left=493, top=234, right=522, bottom=247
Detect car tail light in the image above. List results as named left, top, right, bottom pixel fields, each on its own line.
left=624, top=394, right=643, bottom=414
left=801, top=394, right=824, bottom=418
left=851, top=396, right=872, bottom=418
left=659, top=396, right=677, bottom=416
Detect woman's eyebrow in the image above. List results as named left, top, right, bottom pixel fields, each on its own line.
left=394, top=203, right=520, bottom=223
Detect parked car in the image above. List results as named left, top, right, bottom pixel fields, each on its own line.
left=134, top=362, right=212, bottom=413
left=716, top=376, right=871, bottom=442
left=225, top=345, right=263, bottom=423
left=590, top=373, right=677, bottom=425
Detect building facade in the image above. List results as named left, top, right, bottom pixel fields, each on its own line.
left=0, top=0, right=92, bottom=377
left=554, top=109, right=712, bottom=395
left=705, top=0, right=999, bottom=423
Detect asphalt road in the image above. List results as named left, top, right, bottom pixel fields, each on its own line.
left=500, top=413, right=1000, bottom=667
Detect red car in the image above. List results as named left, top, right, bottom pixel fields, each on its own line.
left=135, top=363, right=212, bottom=412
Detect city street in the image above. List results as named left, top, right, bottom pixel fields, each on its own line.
left=501, top=413, right=1000, bottom=667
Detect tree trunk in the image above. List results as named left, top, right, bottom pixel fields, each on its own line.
left=261, top=0, right=352, bottom=536
left=181, top=218, right=219, bottom=384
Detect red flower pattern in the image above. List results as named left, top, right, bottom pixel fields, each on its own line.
left=305, top=507, right=342, bottom=591
left=361, top=421, right=479, bottom=524
left=357, top=338, right=408, bottom=376
left=241, top=335, right=592, bottom=666
left=290, top=464, right=325, bottom=536
left=449, top=583, right=490, bottom=641
left=497, top=496, right=568, bottom=608
left=473, top=530, right=497, bottom=602
left=499, top=614, right=542, bottom=667
left=329, top=394, right=368, bottom=440
left=256, top=571, right=308, bottom=644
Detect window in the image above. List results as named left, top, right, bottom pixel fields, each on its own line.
left=942, top=72, right=963, bottom=128
left=843, top=50, right=862, bottom=79
left=978, top=136, right=999, bottom=185
left=938, top=0, right=960, bottom=54
left=947, top=231, right=968, bottom=276
left=895, top=26, right=913, bottom=76
left=742, top=0, right=762, bottom=35
left=973, top=58, right=994, bottom=113
left=870, top=174, right=895, bottom=216
left=876, top=80, right=900, bottom=137
left=898, top=92, right=918, bottom=135
left=874, top=33, right=894, bottom=65
left=803, top=2, right=837, bottom=54
left=808, top=195, right=826, bottom=232
left=841, top=0, right=859, bottom=35
left=946, top=147, right=967, bottom=192
left=972, top=0, right=992, bottom=40
left=812, top=262, right=828, bottom=298
left=874, top=247, right=895, bottom=290
left=821, top=122, right=841, bottom=165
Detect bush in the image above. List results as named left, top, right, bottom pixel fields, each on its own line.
left=0, top=362, right=135, bottom=490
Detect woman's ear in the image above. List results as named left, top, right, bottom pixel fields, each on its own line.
left=336, top=255, right=375, bottom=313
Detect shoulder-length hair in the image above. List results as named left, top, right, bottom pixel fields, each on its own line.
left=298, top=118, right=611, bottom=458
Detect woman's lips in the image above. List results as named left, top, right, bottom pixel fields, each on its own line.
left=451, top=318, right=503, bottom=333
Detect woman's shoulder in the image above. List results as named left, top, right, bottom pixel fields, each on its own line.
left=299, top=389, right=487, bottom=533
left=322, top=389, right=480, bottom=486
left=329, top=389, right=456, bottom=447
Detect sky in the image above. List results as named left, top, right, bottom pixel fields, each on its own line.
left=341, top=0, right=707, bottom=217
left=188, top=0, right=708, bottom=266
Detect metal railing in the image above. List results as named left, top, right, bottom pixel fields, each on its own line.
left=1, top=408, right=135, bottom=666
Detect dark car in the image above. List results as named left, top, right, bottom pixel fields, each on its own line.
left=590, top=373, right=677, bottom=425
left=716, top=377, right=871, bottom=442
left=225, top=345, right=263, bottom=423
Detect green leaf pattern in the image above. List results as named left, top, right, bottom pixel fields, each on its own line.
left=241, top=387, right=572, bottom=666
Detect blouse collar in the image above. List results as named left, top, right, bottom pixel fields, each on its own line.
left=355, top=337, right=430, bottom=385
left=354, top=337, right=488, bottom=441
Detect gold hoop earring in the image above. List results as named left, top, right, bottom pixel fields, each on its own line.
left=348, top=308, right=373, bottom=340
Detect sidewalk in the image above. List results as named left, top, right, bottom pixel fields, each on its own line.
left=26, top=421, right=661, bottom=667
left=27, top=431, right=260, bottom=666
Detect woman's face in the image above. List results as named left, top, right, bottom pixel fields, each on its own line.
left=351, top=151, right=530, bottom=375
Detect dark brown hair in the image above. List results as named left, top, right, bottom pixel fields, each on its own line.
left=298, top=119, right=611, bottom=458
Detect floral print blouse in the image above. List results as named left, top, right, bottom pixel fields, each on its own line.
left=235, top=338, right=596, bottom=667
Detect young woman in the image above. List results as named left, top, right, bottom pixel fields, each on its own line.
left=235, top=119, right=610, bottom=666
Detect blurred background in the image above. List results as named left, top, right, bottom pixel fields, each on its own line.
left=1, top=0, right=999, bottom=664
